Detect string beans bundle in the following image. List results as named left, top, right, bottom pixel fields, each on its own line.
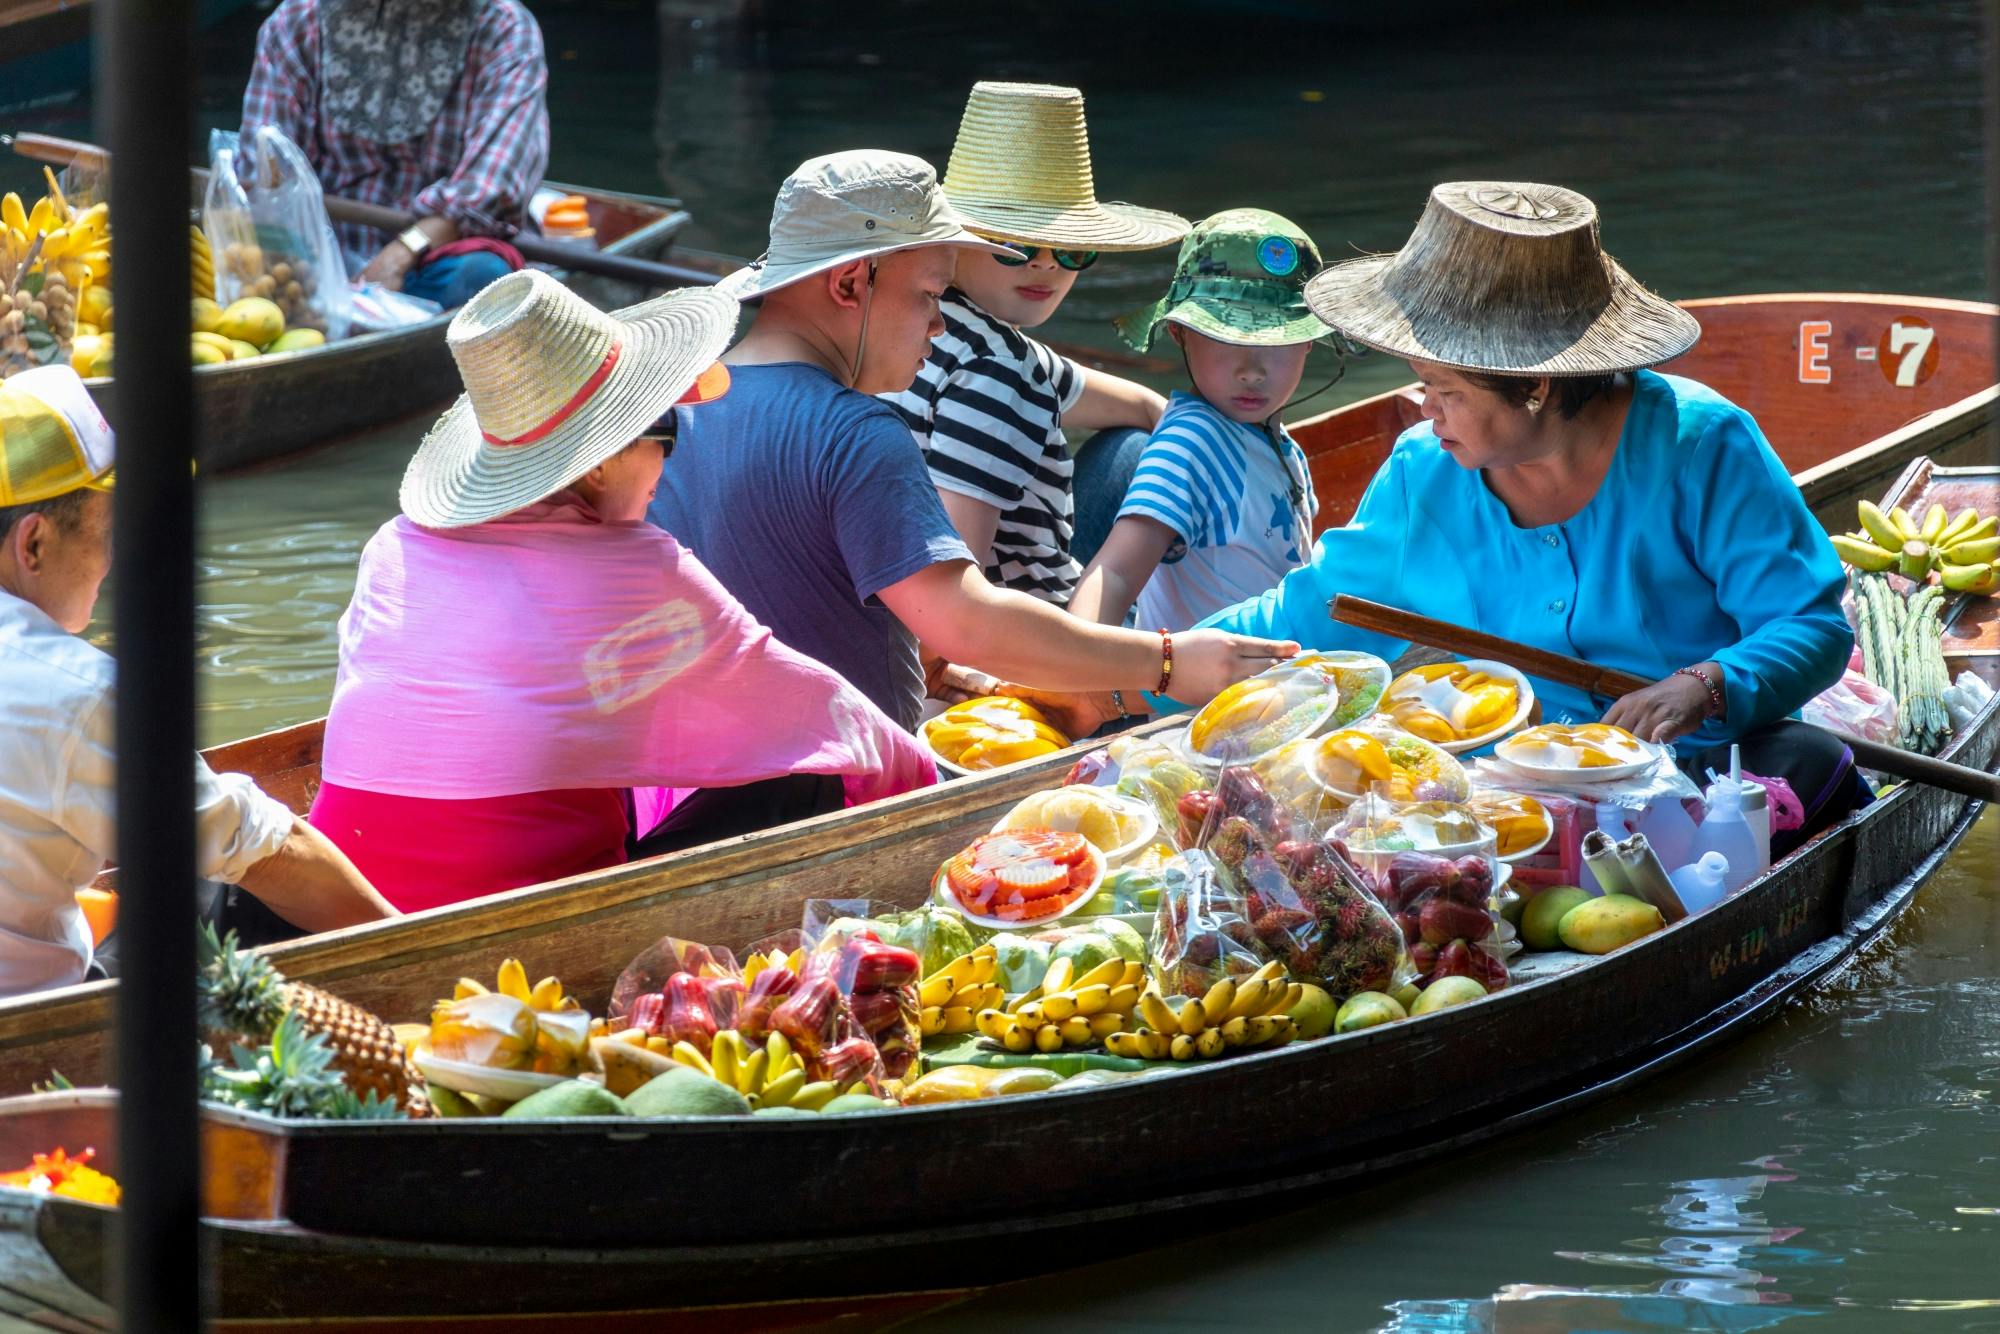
left=1853, top=572, right=1951, bottom=754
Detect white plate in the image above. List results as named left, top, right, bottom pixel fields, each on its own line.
left=411, top=1046, right=569, bottom=1102
left=1491, top=735, right=1668, bottom=785
left=918, top=712, right=1068, bottom=779
left=991, top=789, right=1159, bottom=866
left=1421, top=660, right=1538, bottom=755
left=933, top=838, right=1109, bottom=930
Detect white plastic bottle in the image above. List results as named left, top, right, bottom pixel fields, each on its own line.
left=1695, top=746, right=1766, bottom=894
left=1669, top=851, right=1732, bottom=913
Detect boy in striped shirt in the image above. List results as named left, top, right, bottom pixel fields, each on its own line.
left=1070, top=209, right=1337, bottom=632
left=885, top=82, right=1188, bottom=606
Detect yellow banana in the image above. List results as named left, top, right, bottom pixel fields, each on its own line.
left=1940, top=561, right=2000, bottom=595
left=1138, top=993, right=1177, bottom=1034
left=1220, top=1016, right=1252, bottom=1047
left=736, top=1048, right=767, bottom=1096
left=1857, top=500, right=1905, bottom=551
left=1087, top=1012, right=1125, bottom=1039
left=26, top=196, right=55, bottom=236
left=1059, top=1016, right=1092, bottom=1047
left=1920, top=503, right=1948, bottom=543
left=1830, top=534, right=1898, bottom=572
left=757, top=1067, right=806, bottom=1108
left=919, top=974, right=957, bottom=1009
left=1177, top=999, right=1208, bottom=1036
left=941, top=1005, right=976, bottom=1034
left=789, top=1081, right=839, bottom=1111
left=976, top=1008, right=1008, bottom=1039
left=1199, top=978, right=1237, bottom=1020
left=1941, top=534, right=2000, bottom=566
left=495, top=959, right=530, bottom=1002
left=1196, top=1028, right=1227, bottom=1059
left=1105, top=1032, right=1149, bottom=1058
left=1170, top=1033, right=1197, bottom=1061
left=1041, top=957, right=1076, bottom=996
left=1, top=193, right=26, bottom=237
left=1040, top=991, right=1079, bottom=1022
left=1015, top=999, right=1046, bottom=1027
left=765, top=1031, right=793, bottom=1077
left=1121, top=960, right=1145, bottom=988
left=1225, top=978, right=1270, bottom=1021
left=1074, top=958, right=1126, bottom=990
left=969, top=952, right=998, bottom=986
left=452, top=977, right=488, bottom=1000
left=1268, top=983, right=1303, bottom=1016
left=1937, top=508, right=1981, bottom=546
left=710, top=1029, right=740, bottom=1089
left=1105, top=983, right=1140, bottom=1015
left=1251, top=960, right=1286, bottom=984
left=1072, top=984, right=1111, bottom=1017
left=1000, top=1018, right=1034, bottom=1053
left=671, top=1041, right=713, bottom=1076
left=529, top=976, right=564, bottom=1010
left=40, top=167, right=67, bottom=218
left=919, top=1005, right=945, bottom=1036
left=1034, top=1023, right=1064, bottom=1053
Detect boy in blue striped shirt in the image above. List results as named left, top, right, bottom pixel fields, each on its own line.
left=1070, top=210, right=1337, bottom=631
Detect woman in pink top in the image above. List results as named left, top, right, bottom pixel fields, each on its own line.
left=309, top=271, right=935, bottom=912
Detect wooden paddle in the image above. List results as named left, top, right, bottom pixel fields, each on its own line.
left=6, top=130, right=1180, bottom=378
left=1329, top=593, right=2000, bottom=804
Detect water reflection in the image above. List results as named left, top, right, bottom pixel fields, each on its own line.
left=1377, top=1168, right=1830, bottom=1332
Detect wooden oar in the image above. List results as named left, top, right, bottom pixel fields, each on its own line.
left=6, top=130, right=1180, bottom=378
left=1329, top=593, right=2000, bottom=804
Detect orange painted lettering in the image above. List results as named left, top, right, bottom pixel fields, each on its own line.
left=1798, top=321, right=1832, bottom=384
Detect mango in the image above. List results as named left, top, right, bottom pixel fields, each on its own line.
left=1334, top=990, right=1407, bottom=1033
left=1410, top=975, right=1487, bottom=1015
left=79, top=285, right=112, bottom=329
left=191, top=340, right=227, bottom=366
left=424, top=1083, right=481, bottom=1118
left=625, top=1066, right=750, bottom=1117
left=821, top=1093, right=897, bottom=1115
left=227, top=339, right=263, bottom=361
left=1288, top=983, right=1338, bottom=1038
left=69, top=334, right=105, bottom=375
left=189, top=296, right=223, bottom=333
left=267, top=327, right=325, bottom=354
left=985, top=1067, right=1063, bottom=1097
left=753, top=1105, right=817, bottom=1118
left=1390, top=979, right=1421, bottom=1012
left=215, top=296, right=284, bottom=349
left=500, top=1078, right=628, bottom=1119
left=1521, top=886, right=1594, bottom=951
left=1557, top=894, right=1665, bottom=955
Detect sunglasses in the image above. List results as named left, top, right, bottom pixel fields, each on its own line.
left=993, top=241, right=1098, bottom=271
left=637, top=407, right=680, bottom=455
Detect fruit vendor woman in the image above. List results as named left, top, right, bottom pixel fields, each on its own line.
left=308, top=272, right=936, bottom=911
left=1198, top=182, right=1867, bottom=852
left=240, top=0, right=549, bottom=307
left=0, top=368, right=396, bottom=997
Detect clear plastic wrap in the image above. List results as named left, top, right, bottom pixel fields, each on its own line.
left=1148, top=849, right=1273, bottom=998
left=1802, top=667, right=1900, bottom=746
left=1332, top=792, right=1510, bottom=994
left=994, top=784, right=1157, bottom=863
left=1181, top=651, right=1391, bottom=767
left=1250, top=716, right=1472, bottom=832
left=203, top=127, right=351, bottom=341
left=1380, top=659, right=1535, bottom=752
left=794, top=907, right=922, bottom=1083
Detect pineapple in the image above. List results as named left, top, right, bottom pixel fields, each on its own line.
left=197, top=924, right=430, bottom=1117
left=201, top=1010, right=403, bottom=1121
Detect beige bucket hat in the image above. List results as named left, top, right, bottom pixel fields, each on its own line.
left=1304, top=182, right=1700, bottom=376
left=400, top=270, right=737, bottom=529
left=717, top=150, right=1014, bottom=302
left=942, top=82, right=1189, bottom=252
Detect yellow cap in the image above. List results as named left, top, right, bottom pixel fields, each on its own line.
left=0, top=366, right=116, bottom=506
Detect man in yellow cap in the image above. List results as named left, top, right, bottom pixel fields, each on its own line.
left=0, top=366, right=394, bottom=997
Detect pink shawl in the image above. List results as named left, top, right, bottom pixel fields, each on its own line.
left=321, top=498, right=936, bottom=807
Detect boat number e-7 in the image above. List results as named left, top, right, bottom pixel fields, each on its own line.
left=1797, top=317, right=1939, bottom=387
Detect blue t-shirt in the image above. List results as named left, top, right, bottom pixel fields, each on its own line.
left=1197, top=371, right=1851, bottom=754
left=648, top=363, right=975, bottom=731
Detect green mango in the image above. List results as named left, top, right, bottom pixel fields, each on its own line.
left=1522, top=886, right=1593, bottom=951
left=625, top=1067, right=750, bottom=1117
left=501, top=1079, right=629, bottom=1119
left=1557, top=894, right=1665, bottom=955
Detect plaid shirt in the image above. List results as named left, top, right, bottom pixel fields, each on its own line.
left=241, top=0, right=550, bottom=267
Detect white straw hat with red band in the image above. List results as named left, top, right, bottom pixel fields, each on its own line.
left=400, top=270, right=737, bottom=528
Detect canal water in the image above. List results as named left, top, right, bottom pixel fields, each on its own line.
left=10, top=1, right=1997, bottom=1328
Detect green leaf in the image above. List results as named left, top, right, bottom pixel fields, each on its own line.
left=20, top=270, right=43, bottom=297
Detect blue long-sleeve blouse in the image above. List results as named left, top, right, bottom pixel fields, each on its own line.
left=1195, top=371, right=1852, bottom=754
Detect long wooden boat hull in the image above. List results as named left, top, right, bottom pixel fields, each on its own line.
left=0, top=692, right=1993, bottom=1326
left=0, top=292, right=1990, bottom=1096
left=77, top=188, right=692, bottom=473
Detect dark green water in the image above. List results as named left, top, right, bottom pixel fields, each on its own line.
left=10, top=3, right=1997, bottom=1328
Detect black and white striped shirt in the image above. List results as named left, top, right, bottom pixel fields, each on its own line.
left=883, top=289, right=1087, bottom=604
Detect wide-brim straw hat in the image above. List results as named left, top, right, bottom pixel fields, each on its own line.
left=400, top=270, right=737, bottom=528
left=1304, top=181, right=1700, bottom=376
left=942, top=82, right=1189, bottom=253
left=718, top=149, right=1016, bottom=302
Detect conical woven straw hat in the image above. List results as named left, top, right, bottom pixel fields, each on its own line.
left=942, top=82, right=1189, bottom=252
left=401, top=270, right=737, bottom=528
left=1304, top=182, right=1699, bottom=376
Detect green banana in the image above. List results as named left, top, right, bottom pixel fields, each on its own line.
left=1920, top=503, right=1948, bottom=543
left=1940, top=561, right=2000, bottom=595
left=1831, top=534, right=1898, bottom=572
left=1940, top=535, right=2000, bottom=566
left=1936, top=508, right=1981, bottom=546
left=1857, top=500, right=1906, bottom=551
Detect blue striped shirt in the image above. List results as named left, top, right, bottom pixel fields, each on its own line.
left=1117, top=391, right=1315, bottom=630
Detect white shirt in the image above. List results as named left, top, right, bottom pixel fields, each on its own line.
left=0, top=590, right=294, bottom=996
left=1118, top=392, right=1318, bottom=632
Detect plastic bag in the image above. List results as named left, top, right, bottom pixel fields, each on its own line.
left=204, top=127, right=351, bottom=341
left=792, top=904, right=922, bottom=1083
left=1162, top=765, right=1411, bottom=1003
left=1182, top=650, right=1391, bottom=767
left=1468, top=755, right=1700, bottom=893
left=1073, top=729, right=1211, bottom=849
left=1148, top=849, right=1273, bottom=998
left=1250, top=716, right=1472, bottom=833
left=1802, top=668, right=1900, bottom=746
left=1332, top=792, right=1509, bottom=993
left=1380, top=660, right=1533, bottom=751
left=348, top=280, right=441, bottom=331
left=606, top=937, right=742, bottom=1055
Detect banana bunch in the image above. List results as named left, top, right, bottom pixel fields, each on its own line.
left=741, top=945, right=805, bottom=987
left=1104, top=962, right=1301, bottom=1061
left=451, top=957, right=570, bottom=1012
left=1834, top=501, right=2000, bottom=595
left=190, top=224, right=213, bottom=303
left=671, top=1029, right=841, bottom=1110
left=974, top=955, right=1145, bottom=1053
left=917, top=943, right=1004, bottom=1037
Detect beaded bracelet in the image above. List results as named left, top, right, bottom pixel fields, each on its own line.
left=1155, top=629, right=1174, bottom=696
left=1110, top=689, right=1131, bottom=720
left=1674, top=665, right=1725, bottom=718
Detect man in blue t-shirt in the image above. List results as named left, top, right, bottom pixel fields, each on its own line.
left=650, top=150, right=1297, bottom=733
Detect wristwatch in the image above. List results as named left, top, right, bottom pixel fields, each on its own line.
left=396, top=224, right=433, bottom=259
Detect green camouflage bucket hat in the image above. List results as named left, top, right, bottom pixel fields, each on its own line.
left=1114, top=207, right=1336, bottom=351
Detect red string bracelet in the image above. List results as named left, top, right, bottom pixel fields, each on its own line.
left=1673, top=665, right=1725, bottom=718
left=1155, top=629, right=1174, bottom=696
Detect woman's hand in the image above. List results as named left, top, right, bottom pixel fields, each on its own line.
left=925, top=659, right=1000, bottom=705
left=1165, top=630, right=1300, bottom=707
left=1601, top=671, right=1714, bottom=745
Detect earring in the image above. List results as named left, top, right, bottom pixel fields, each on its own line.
left=1525, top=396, right=1543, bottom=414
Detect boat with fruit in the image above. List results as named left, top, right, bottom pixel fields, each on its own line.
left=63, top=183, right=692, bottom=473
left=0, top=291, right=1991, bottom=1103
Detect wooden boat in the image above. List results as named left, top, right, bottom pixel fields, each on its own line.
left=0, top=687, right=1993, bottom=1327
left=0, top=290, right=1990, bottom=1101
left=74, top=187, right=693, bottom=473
